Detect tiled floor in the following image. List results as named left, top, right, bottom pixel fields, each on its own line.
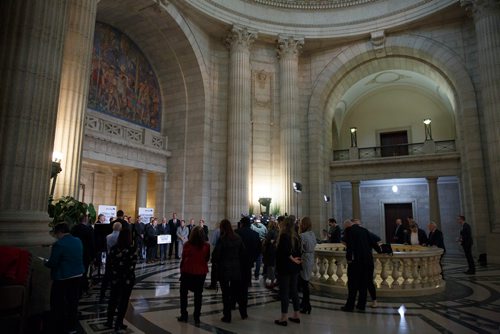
left=78, top=255, right=500, bottom=333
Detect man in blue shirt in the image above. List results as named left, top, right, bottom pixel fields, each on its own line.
left=45, top=222, right=84, bottom=334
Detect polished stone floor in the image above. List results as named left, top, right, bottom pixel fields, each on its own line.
left=77, top=254, right=500, bottom=333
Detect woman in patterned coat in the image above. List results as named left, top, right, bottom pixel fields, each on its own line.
left=106, top=228, right=137, bottom=331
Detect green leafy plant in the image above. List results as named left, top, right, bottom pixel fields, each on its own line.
left=48, top=196, right=96, bottom=230
left=271, top=204, right=281, bottom=217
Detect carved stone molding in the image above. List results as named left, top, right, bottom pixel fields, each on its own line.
left=245, top=0, right=376, bottom=10
left=252, top=70, right=273, bottom=108
left=461, top=0, right=500, bottom=19
left=225, top=25, right=258, bottom=53
left=277, top=35, right=305, bottom=59
left=370, top=30, right=386, bottom=57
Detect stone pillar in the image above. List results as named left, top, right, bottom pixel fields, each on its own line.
left=426, top=176, right=441, bottom=229
left=136, top=170, right=148, bottom=213
left=277, top=35, right=304, bottom=215
left=225, top=26, right=257, bottom=222
left=464, top=0, right=500, bottom=231
left=53, top=0, right=97, bottom=199
left=351, top=180, right=361, bottom=219
left=0, top=0, right=69, bottom=244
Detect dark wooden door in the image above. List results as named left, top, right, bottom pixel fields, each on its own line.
left=380, top=131, right=408, bottom=157
left=384, top=203, right=413, bottom=243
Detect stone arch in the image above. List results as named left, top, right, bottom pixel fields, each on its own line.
left=95, top=0, right=210, bottom=218
left=306, top=34, right=489, bottom=247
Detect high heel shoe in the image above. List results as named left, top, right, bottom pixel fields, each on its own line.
left=300, top=305, right=312, bottom=314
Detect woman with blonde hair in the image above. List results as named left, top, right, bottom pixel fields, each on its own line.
left=299, top=217, right=317, bottom=314
left=274, top=215, right=302, bottom=326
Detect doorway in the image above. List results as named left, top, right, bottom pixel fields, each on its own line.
left=384, top=203, right=413, bottom=243
left=380, top=131, right=408, bottom=157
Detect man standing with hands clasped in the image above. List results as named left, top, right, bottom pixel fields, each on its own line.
left=457, top=215, right=475, bottom=274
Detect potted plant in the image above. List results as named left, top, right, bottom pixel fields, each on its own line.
left=48, top=196, right=96, bottom=230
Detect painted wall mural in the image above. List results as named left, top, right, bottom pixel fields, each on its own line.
left=88, top=22, right=161, bottom=131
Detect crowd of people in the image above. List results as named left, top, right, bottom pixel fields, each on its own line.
left=44, top=209, right=473, bottom=332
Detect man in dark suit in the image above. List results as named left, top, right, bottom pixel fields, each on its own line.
left=327, top=218, right=341, bottom=243
left=145, top=218, right=158, bottom=263
left=392, top=218, right=406, bottom=244
left=236, top=216, right=261, bottom=316
left=428, top=221, right=445, bottom=278
left=158, top=217, right=170, bottom=263
left=71, top=215, right=96, bottom=296
left=341, top=219, right=380, bottom=312
left=458, top=215, right=475, bottom=274
left=113, top=210, right=129, bottom=230
left=168, top=213, right=180, bottom=259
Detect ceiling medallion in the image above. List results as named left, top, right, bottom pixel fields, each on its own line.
left=244, top=0, right=377, bottom=10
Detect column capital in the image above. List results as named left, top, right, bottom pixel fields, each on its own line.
left=426, top=176, right=439, bottom=182
left=225, top=25, right=258, bottom=53
left=277, top=35, right=304, bottom=60
left=350, top=180, right=361, bottom=186
left=461, top=0, right=500, bottom=19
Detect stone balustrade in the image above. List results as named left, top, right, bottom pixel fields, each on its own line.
left=311, top=243, right=445, bottom=297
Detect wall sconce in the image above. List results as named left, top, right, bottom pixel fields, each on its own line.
left=323, top=194, right=330, bottom=203
left=423, top=118, right=432, bottom=141
left=350, top=127, right=358, bottom=147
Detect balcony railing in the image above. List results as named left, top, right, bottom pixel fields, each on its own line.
left=333, top=140, right=456, bottom=161
left=312, top=243, right=445, bottom=296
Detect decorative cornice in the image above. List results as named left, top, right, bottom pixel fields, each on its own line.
left=225, top=25, right=258, bottom=52
left=244, top=0, right=377, bottom=10
left=277, top=35, right=305, bottom=59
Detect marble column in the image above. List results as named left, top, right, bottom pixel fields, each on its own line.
left=225, top=26, right=257, bottom=222
left=351, top=180, right=361, bottom=219
left=136, top=170, right=148, bottom=213
left=464, top=0, right=500, bottom=231
left=0, top=0, right=69, bottom=244
left=426, top=176, right=441, bottom=229
left=277, top=35, right=304, bottom=215
left=53, top=0, right=97, bottom=199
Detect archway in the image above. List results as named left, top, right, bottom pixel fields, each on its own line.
left=306, top=35, right=489, bottom=252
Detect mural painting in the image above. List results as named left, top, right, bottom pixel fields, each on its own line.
left=88, top=22, right=161, bottom=131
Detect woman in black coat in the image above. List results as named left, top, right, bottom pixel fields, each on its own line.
left=274, top=215, right=302, bottom=326
left=211, top=219, right=247, bottom=323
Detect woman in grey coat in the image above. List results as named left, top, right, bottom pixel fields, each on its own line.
left=299, top=217, right=317, bottom=314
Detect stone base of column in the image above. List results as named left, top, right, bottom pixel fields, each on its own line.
left=0, top=219, right=55, bottom=318
left=0, top=214, right=53, bottom=246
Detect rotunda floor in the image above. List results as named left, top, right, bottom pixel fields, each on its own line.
left=76, top=255, right=500, bottom=333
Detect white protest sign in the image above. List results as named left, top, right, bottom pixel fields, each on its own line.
left=139, top=207, right=154, bottom=224
left=98, top=205, right=117, bottom=223
left=157, top=234, right=171, bottom=244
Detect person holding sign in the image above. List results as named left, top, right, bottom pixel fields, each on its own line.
left=158, top=217, right=170, bottom=264
left=145, top=218, right=158, bottom=264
